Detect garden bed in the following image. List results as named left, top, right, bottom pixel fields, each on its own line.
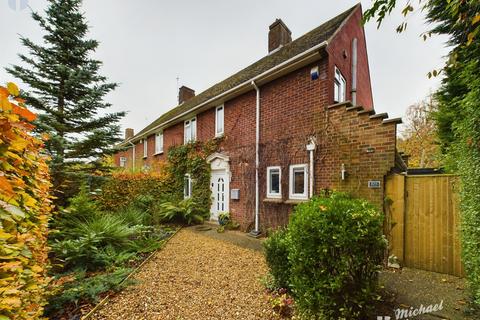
left=47, top=225, right=179, bottom=320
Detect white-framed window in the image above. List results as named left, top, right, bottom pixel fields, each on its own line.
left=184, top=174, right=192, bottom=199
left=334, top=66, right=347, bottom=103
left=119, top=157, right=127, bottom=168
left=155, top=132, right=163, bottom=154
left=289, top=164, right=308, bottom=200
left=184, top=117, right=197, bottom=143
left=143, top=139, right=148, bottom=158
left=267, top=166, right=281, bottom=198
left=215, top=105, right=224, bottom=137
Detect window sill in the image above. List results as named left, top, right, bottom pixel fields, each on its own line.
left=263, top=198, right=283, bottom=203
left=154, top=151, right=164, bottom=156
left=143, top=156, right=147, bottom=159
left=215, top=133, right=224, bottom=139
left=285, top=198, right=308, bottom=204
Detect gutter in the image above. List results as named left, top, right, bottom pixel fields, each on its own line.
left=127, top=141, right=135, bottom=170
left=251, top=81, right=261, bottom=237
left=124, top=40, right=328, bottom=144
left=351, top=38, right=358, bottom=105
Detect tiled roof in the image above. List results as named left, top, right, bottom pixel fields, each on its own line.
left=133, top=4, right=358, bottom=140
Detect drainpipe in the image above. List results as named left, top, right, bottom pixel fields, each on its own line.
left=351, top=38, right=358, bottom=105
left=306, top=139, right=316, bottom=198
left=250, top=81, right=261, bottom=237
left=128, top=141, right=136, bottom=171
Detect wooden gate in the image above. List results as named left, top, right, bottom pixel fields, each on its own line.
left=385, top=174, right=463, bottom=277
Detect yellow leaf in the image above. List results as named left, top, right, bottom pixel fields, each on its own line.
left=467, top=32, right=474, bottom=45
left=6, top=83, right=19, bottom=97
left=1, top=297, right=21, bottom=308
left=473, top=13, right=480, bottom=25
left=9, top=139, right=29, bottom=152
left=0, top=98, right=12, bottom=112
left=0, top=230, right=13, bottom=240
left=31, top=265, right=43, bottom=273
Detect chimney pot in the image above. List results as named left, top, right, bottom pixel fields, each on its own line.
left=178, top=85, right=195, bottom=104
left=125, top=128, right=134, bottom=140
left=268, top=19, right=292, bottom=53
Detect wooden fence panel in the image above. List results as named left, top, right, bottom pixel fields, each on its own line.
left=386, top=174, right=463, bottom=277
left=385, top=174, right=405, bottom=263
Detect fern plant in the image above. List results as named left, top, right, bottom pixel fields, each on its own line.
left=157, top=198, right=207, bottom=225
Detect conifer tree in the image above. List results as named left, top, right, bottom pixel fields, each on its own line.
left=7, top=0, right=125, bottom=203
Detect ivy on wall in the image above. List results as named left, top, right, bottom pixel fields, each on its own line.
left=167, top=139, right=220, bottom=213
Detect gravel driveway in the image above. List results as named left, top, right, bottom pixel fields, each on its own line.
left=90, top=228, right=275, bottom=320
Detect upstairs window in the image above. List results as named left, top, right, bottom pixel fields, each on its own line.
left=143, top=139, right=148, bottom=158
left=184, top=117, right=197, bottom=143
left=119, top=157, right=127, bottom=167
left=267, top=166, right=281, bottom=198
left=155, top=132, right=163, bottom=154
left=215, top=105, right=224, bottom=137
left=334, top=66, right=347, bottom=103
left=289, top=164, right=308, bottom=200
left=184, top=174, right=192, bottom=199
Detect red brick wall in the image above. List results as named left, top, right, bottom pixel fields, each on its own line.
left=112, top=8, right=394, bottom=231
left=327, top=5, right=374, bottom=109
left=219, top=91, right=257, bottom=230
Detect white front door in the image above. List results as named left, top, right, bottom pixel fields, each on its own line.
left=210, top=171, right=229, bottom=221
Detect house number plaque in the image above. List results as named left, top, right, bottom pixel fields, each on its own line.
left=368, top=180, right=381, bottom=189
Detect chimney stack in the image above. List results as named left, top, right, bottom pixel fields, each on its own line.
left=268, top=19, right=292, bottom=53
left=178, top=85, right=195, bottom=104
left=125, top=128, right=134, bottom=140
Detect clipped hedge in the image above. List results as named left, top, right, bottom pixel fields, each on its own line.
left=99, top=167, right=171, bottom=211
left=0, top=83, right=53, bottom=319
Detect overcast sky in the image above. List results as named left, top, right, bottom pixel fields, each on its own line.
left=1, top=0, right=450, bottom=135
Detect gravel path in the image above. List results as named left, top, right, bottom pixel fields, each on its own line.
left=90, top=228, right=275, bottom=320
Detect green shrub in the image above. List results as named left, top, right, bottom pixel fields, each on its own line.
left=115, top=205, right=151, bottom=226
left=458, top=148, right=480, bottom=307
left=51, top=184, right=99, bottom=239
left=45, top=267, right=133, bottom=316
left=287, top=192, right=386, bottom=319
left=263, top=228, right=291, bottom=290
left=158, top=198, right=208, bottom=225
left=52, top=214, right=139, bottom=270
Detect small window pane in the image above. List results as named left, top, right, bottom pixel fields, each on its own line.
left=334, top=67, right=346, bottom=103
left=120, top=157, right=127, bottom=167
left=184, top=175, right=191, bottom=198
left=155, top=133, right=163, bottom=153
left=191, top=118, right=196, bottom=140
left=334, top=81, right=340, bottom=102
left=269, top=169, right=280, bottom=194
left=293, top=169, right=305, bottom=194
left=216, top=106, right=224, bottom=135
left=185, top=122, right=191, bottom=142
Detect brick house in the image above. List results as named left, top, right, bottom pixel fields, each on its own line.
left=114, top=4, right=404, bottom=233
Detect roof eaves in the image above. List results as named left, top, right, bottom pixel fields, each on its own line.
left=124, top=4, right=359, bottom=145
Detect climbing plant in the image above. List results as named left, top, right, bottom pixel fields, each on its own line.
left=0, top=82, right=53, bottom=319
left=167, top=139, right=220, bottom=213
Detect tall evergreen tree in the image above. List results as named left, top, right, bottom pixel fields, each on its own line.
left=7, top=0, right=125, bottom=203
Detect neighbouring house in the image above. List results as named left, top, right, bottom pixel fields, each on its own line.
left=114, top=4, right=405, bottom=233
